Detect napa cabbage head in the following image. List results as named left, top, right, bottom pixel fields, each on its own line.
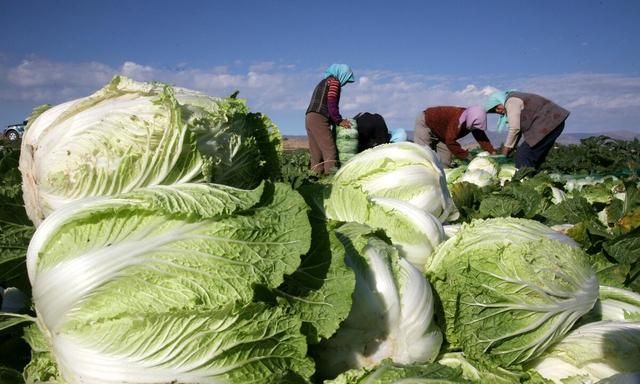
left=328, top=142, right=458, bottom=222
left=312, top=223, right=443, bottom=380
left=24, top=181, right=313, bottom=383
left=426, top=218, right=598, bottom=367
left=456, top=156, right=500, bottom=187
left=459, top=169, right=496, bottom=187
left=466, top=156, right=498, bottom=176
left=20, top=75, right=281, bottom=226
left=526, top=321, right=640, bottom=384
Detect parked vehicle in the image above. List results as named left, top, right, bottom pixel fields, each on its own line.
left=2, top=121, right=26, bottom=142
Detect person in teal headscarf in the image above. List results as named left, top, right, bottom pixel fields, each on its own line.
left=484, top=90, right=511, bottom=132
left=305, top=64, right=356, bottom=174
left=484, top=89, right=570, bottom=170
left=324, top=64, right=356, bottom=86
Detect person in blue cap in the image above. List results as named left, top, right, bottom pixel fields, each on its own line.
left=305, top=64, right=355, bottom=174
left=485, top=90, right=569, bottom=170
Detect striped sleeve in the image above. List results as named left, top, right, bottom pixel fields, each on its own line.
left=326, top=77, right=342, bottom=123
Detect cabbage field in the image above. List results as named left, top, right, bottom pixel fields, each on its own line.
left=1, top=77, right=639, bottom=384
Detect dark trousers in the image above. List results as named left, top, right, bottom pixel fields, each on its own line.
left=515, top=121, right=565, bottom=169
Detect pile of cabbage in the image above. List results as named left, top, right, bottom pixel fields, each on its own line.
left=2, top=76, right=639, bottom=384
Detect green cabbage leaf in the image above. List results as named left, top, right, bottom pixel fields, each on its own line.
left=25, top=182, right=313, bottom=383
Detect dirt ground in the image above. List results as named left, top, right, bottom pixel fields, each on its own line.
left=282, top=136, right=309, bottom=151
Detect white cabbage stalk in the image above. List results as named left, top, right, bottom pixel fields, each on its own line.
left=614, top=192, right=626, bottom=201
left=550, top=186, right=567, bottom=204
left=329, top=142, right=458, bottom=222
left=598, top=208, right=610, bottom=227
left=20, top=76, right=280, bottom=226
left=362, top=165, right=444, bottom=216
left=314, top=236, right=442, bottom=379
left=25, top=182, right=314, bottom=383
left=527, top=321, right=640, bottom=384
left=591, top=286, right=640, bottom=321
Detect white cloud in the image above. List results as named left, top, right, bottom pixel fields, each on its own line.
left=1, top=58, right=113, bottom=103
left=120, top=61, right=156, bottom=81
left=1, top=56, right=640, bottom=135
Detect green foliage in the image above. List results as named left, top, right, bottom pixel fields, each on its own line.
left=5, top=127, right=640, bottom=382
left=541, top=136, right=640, bottom=176
left=541, top=193, right=596, bottom=225
left=450, top=172, right=557, bottom=223
left=0, top=146, right=34, bottom=294
left=449, top=139, right=640, bottom=293
left=0, top=145, right=35, bottom=379
left=278, top=149, right=314, bottom=189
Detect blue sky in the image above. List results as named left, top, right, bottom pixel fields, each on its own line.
left=1, top=0, right=640, bottom=136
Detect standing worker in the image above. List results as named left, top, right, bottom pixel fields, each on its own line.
left=414, top=105, right=496, bottom=167
left=484, top=90, right=569, bottom=170
left=305, top=64, right=355, bottom=175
